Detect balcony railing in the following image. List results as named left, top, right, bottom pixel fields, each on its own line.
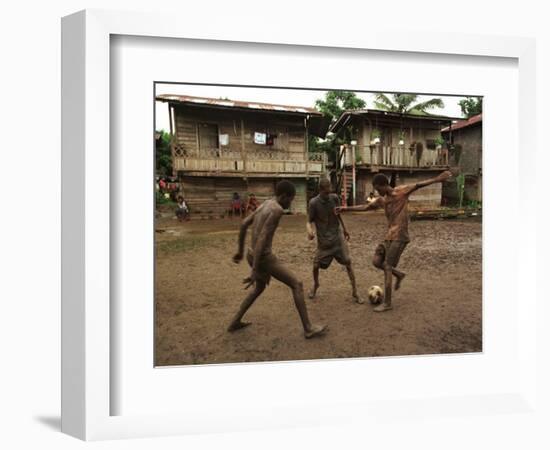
left=172, top=146, right=327, bottom=175
left=342, top=145, right=449, bottom=169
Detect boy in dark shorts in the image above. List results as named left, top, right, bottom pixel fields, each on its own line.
left=336, top=170, right=452, bottom=312
left=229, top=180, right=327, bottom=339
left=306, top=178, right=362, bottom=303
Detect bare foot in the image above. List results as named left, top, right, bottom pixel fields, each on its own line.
left=395, top=273, right=406, bottom=291
left=308, top=284, right=319, bottom=299
left=304, top=324, right=328, bottom=339
left=227, top=321, right=252, bottom=332
left=373, top=304, right=393, bottom=312
left=353, top=294, right=364, bottom=304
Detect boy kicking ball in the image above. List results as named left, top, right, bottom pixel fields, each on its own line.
left=336, top=170, right=453, bottom=312
left=229, top=180, right=328, bottom=339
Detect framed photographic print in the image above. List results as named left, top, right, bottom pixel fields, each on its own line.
left=62, top=9, right=540, bottom=442
left=153, top=83, right=481, bottom=366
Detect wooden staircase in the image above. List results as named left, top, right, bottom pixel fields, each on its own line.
left=339, top=168, right=353, bottom=205
left=335, top=145, right=352, bottom=206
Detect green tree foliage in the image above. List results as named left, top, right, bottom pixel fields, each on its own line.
left=315, top=90, right=366, bottom=123
left=373, top=93, right=444, bottom=115
left=156, top=129, right=173, bottom=176
left=308, top=133, right=334, bottom=155
left=311, top=91, right=366, bottom=155
left=458, top=97, right=483, bottom=118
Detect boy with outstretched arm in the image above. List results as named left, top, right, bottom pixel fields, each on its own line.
left=336, top=170, right=452, bottom=312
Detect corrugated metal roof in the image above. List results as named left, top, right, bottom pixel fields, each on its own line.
left=352, top=109, right=462, bottom=121
left=441, top=113, right=482, bottom=132
left=329, top=109, right=461, bottom=134
left=156, top=94, right=322, bottom=116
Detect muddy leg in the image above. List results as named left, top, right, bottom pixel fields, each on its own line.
left=308, top=263, right=320, bottom=299
left=345, top=263, right=363, bottom=304
left=372, top=245, right=385, bottom=271
left=374, top=264, right=393, bottom=312
left=270, top=262, right=327, bottom=338
left=393, top=267, right=406, bottom=291
left=227, top=280, right=266, bottom=332
left=373, top=251, right=405, bottom=290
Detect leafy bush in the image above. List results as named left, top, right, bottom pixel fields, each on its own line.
left=156, top=129, right=173, bottom=175
left=435, top=136, right=445, bottom=147
left=156, top=191, right=176, bottom=206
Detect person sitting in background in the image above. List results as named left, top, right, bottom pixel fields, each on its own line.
left=245, top=193, right=259, bottom=216
left=231, top=192, right=243, bottom=218
left=176, top=195, right=189, bottom=222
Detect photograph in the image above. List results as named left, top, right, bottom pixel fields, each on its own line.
left=154, top=84, right=483, bottom=366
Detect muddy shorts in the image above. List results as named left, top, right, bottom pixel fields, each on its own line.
left=314, top=240, right=351, bottom=269
left=246, top=250, right=277, bottom=285
left=375, top=240, right=408, bottom=268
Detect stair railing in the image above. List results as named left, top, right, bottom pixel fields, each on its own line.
left=335, top=144, right=347, bottom=205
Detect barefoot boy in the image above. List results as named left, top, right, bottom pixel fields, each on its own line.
left=306, top=178, right=362, bottom=303
left=230, top=180, right=327, bottom=339
left=336, top=170, right=452, bottom=312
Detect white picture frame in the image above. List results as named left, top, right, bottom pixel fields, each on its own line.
left=61, top=9, right=539, bottom=441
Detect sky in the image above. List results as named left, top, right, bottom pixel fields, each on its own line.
left=155, top=83, right=475, bottom=132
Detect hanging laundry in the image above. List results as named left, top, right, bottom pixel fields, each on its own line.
left=254, top=132, right=267, bottom=145
left=219, top=134, right=229, bottom=146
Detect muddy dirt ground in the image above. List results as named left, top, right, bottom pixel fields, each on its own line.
left=155, top=213, right=482, bottom=366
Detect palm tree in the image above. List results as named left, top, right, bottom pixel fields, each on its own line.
left=373, top=93, right=444, bottom=115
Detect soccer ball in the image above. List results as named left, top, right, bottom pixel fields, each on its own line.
left=367, top=285, right=384, bottom=305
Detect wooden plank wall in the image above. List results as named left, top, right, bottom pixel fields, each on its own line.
left=174, top=114, right=198, bottom=151
left=174, top=106, right=306, bottom=158
left=180, top=176, right=308, bottom=218
left=247, top=179, right=276, bottom=205
left=399, top=172, right=442, bottom=208
left=356, top=171, right=443, bottom=208
left=359, top=122, right=442, bottom=152
left=291, top=179, right=307, bottom=214
left=174, top=158, right=322, bottom=175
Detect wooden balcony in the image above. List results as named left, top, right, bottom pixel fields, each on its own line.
left=173, top=148, right=327, bottom=177
left=342, top=145, right=450, bottom=170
